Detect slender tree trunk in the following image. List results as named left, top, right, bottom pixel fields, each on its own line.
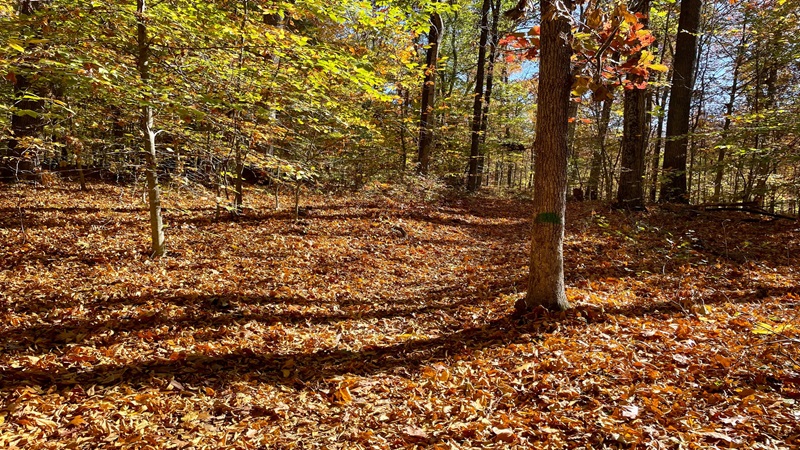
left=467, top=0, right=491, bottom=191
left=478, top=0, right=502, bottom=187
left=587, top=98, right=613, bottom=200
left=566, top=100, right=579, bottom=186
left=137, top=0, right=165, bottom=257
left=521, top=0, right=573, bottom=312
left=753, top=65, right=778, bottom=206
left=659, top=0, right=702, bottom=203
left=649, top=84, right=668, bottom=202
left=712, top=20, right=746, bottom=202
left=399, top=86, right=409, bottom=172
left=418, top=11, right=444, bottom=174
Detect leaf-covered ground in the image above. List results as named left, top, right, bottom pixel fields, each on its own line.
left=1, top=182, right=798, bottom=449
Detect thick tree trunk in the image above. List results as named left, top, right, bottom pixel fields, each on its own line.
left=417, top=11, right=444, bottom=175
left=467, top=0, right=491, bottom=191
left=616, top=85, right=647, bottom=209
left=137, top=0, right=166, bottom=257
left=617, top=0, right=650, bottom=209
left=659, top=0, right=702, bottom=203
left=521, top=0, right=572, bottom=312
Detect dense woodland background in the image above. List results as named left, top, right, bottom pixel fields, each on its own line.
left=2, top=0, right=798, bottom=211
left=1, top=0, right=799, bottom=448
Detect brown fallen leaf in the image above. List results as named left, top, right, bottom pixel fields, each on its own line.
left=621, top=405, right=639, bottom=419
left=403, top=425, right=429, bottom=442
left=492, top=427, right=515, bottom=443
left=68, top=416, right=86, bottom=426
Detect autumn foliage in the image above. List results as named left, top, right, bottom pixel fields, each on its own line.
left=1, top=182, right=798, bottom=448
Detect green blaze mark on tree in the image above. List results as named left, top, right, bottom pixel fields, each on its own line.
left=535, top=212, right=561, bottom=224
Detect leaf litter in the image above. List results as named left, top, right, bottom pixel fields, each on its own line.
left=0, top=183, right=798, bottom=448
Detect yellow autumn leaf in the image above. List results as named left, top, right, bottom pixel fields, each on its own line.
left=646, top=64, right=669, bottom=72
left=752, top=322, right=793, bottom=335
left=8, top=41, right=24, bottom=52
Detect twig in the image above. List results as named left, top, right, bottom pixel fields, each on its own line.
left=16, top=189, right=27, bottom=245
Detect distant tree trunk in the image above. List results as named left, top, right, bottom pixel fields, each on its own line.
left=399, top=86, right=409, bottom=172
left=137, top=0, right=166, bottom=257
left=587, top=97, right=613, bottom=200
left=649, top=83, right=668, bottom=202
left=4, top=0, right=46, bottom=181
left=566, top=100, right=579, bottom=186
left=647, top=3, right=673, bottom=203
left=659, top=0, right=702, bottom=203
left=233, top=134, right=244, bottom=215
left=616, top=0, right=650, bottom=210
left=712, top=23, right=745, bottom=202
left=467, top=0, right=491, bottom=191
left=478, top=0, right=502, bottom=187
left=232, top=0, right=249, bottom=216
left=752, top=64, right=778, bottom=206
left=520, top=0, right=572, bottom=313
left=418, top=11, right=444, bottom=175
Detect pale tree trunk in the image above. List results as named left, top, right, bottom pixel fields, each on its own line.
left=649, top=83, right=668, bottom=202
left=467, top=0, right=491, bottom=191
left=687, top=38, right=708, bottom=203
left=520, top=0, right=572, bottom=312
left=232, top=0, right=249, bottom=216
left=648, top=3, right=673, bottom=203
left=478, top=0, right=502, bottom=187
left=659, top=0, right=702, bottom=202
left=712, top=20, right=746, bottom=202
left=418, top=11, right=444, bottom=174
left=137, top=0, right=165, bottom=257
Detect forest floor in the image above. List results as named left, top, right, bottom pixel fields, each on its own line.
left=0, top=181, right=798, bottom=449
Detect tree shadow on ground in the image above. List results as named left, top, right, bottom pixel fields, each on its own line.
left=0, top=297, right=776, bottom=393
left=0, top=286, right=482, bottom=354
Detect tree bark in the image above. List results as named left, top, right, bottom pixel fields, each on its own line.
left=137, top=0, right=166, bottom=257
left=659, top=0, right=702, bottom=203
left=616, top=0, right=651, bottom=209
left=417, top=11, right=444, bottom=175
left=521, top=0, right=572, bottom=312
left=467, top=0, right=491, bottom=191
